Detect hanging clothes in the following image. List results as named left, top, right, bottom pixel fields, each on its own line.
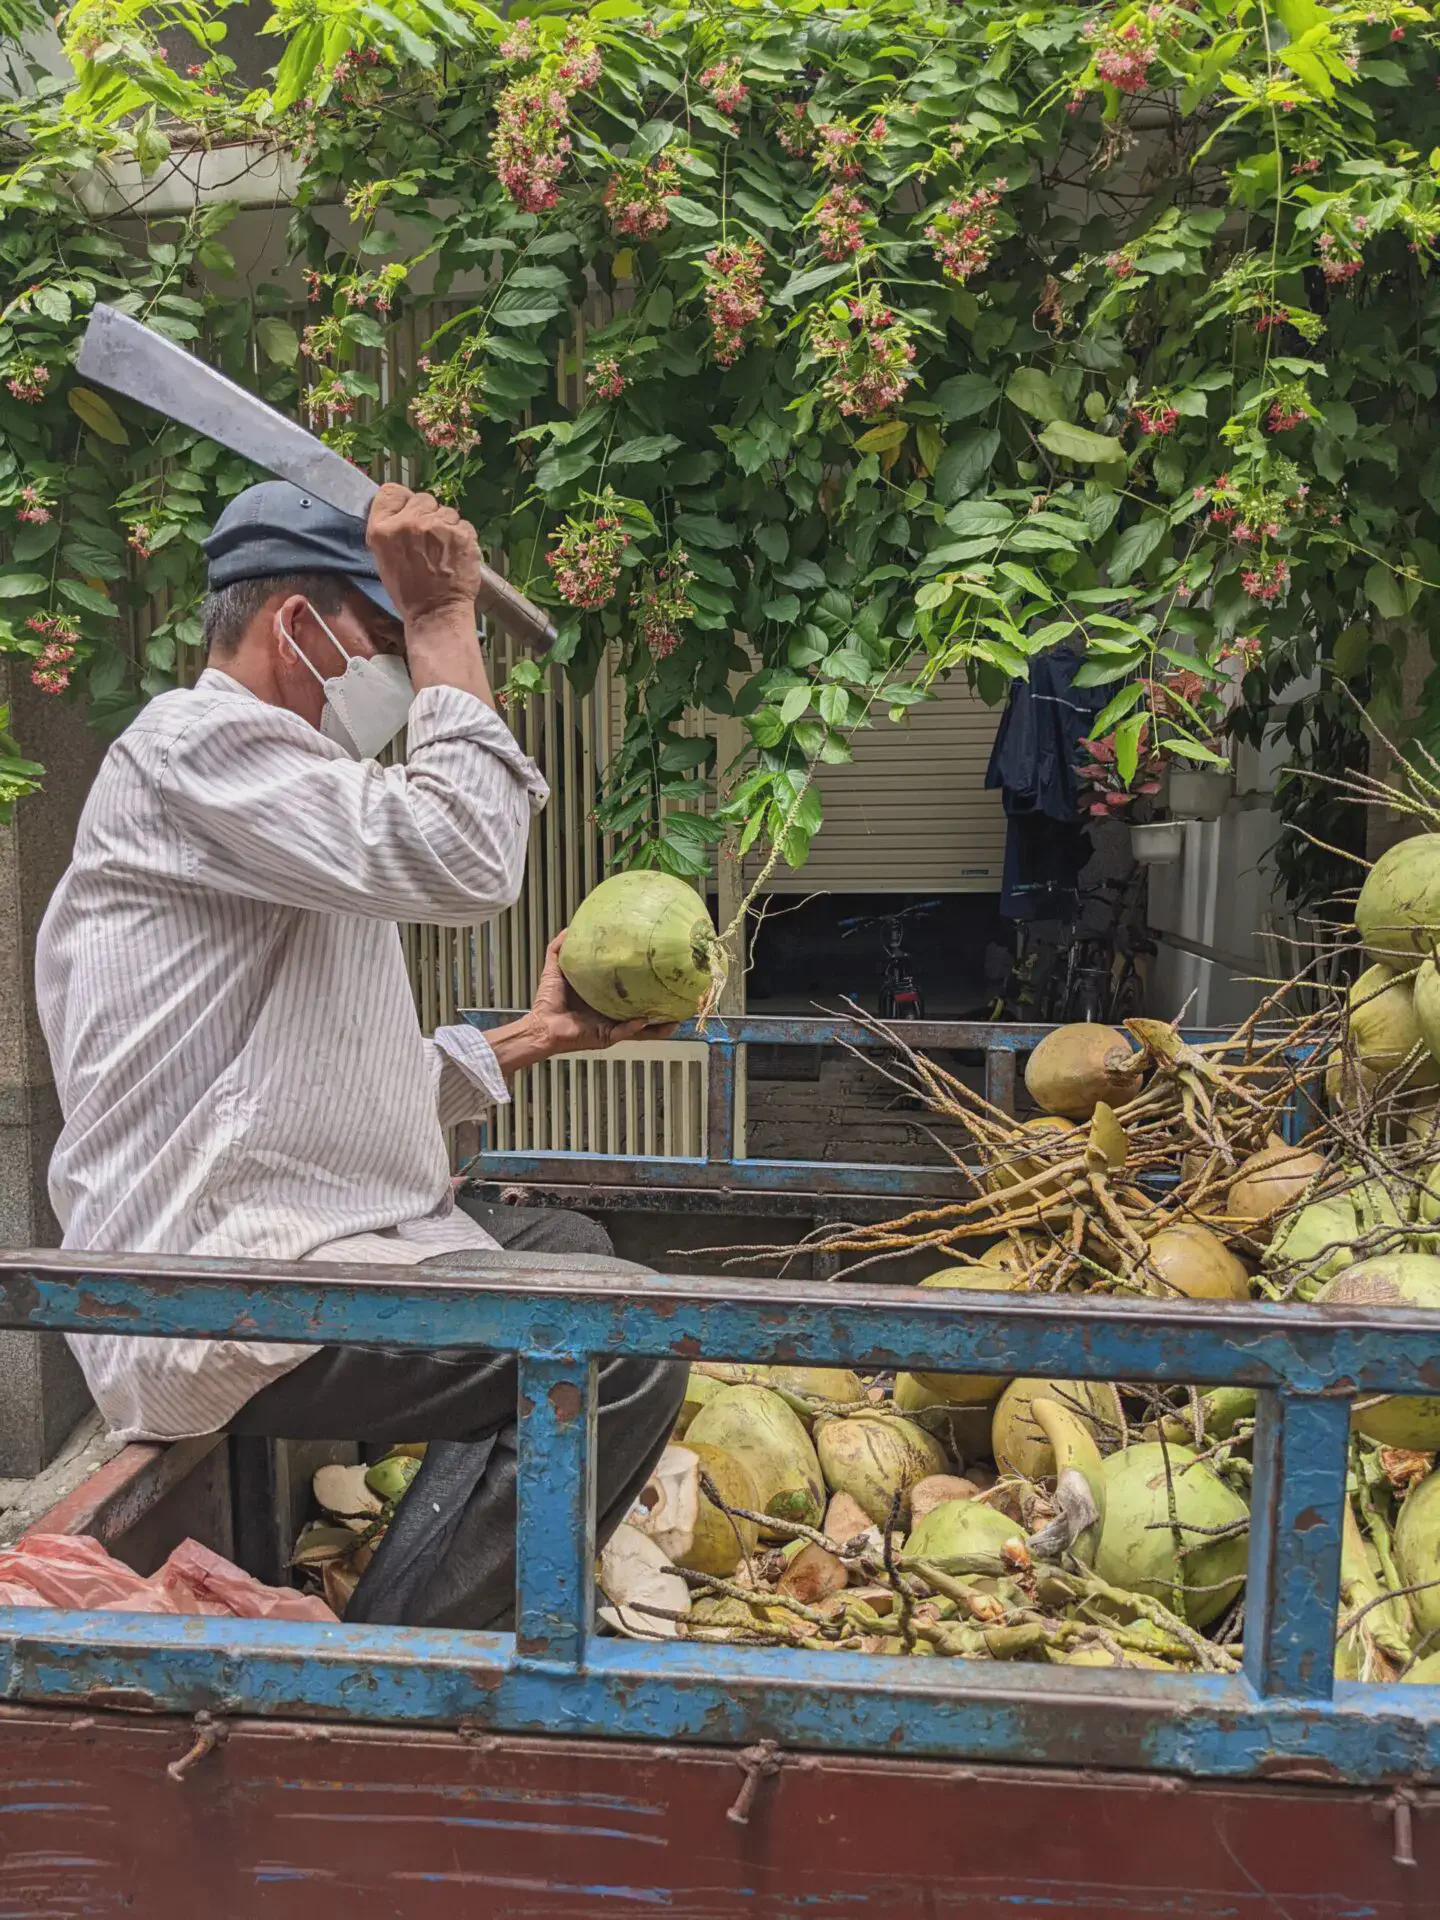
left=985, top=646, right=1109, bottom=920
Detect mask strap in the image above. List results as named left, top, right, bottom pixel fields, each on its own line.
left=279, top=603, right=353, bottom=686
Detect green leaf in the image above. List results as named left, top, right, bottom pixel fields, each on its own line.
left=68, top=387, right=129, bottom=444
left=818, top=684, right=849, bottom=727
left=945, top=500, right=1014, bottom=537
left=632, top=118, right=680, bottom=159
left=611, top=434, right=682, bottom=466
left=491, top=291, right=564, bottom=328
left=780, top=684, right=811, bottom=722
left=675, top=511, right=737, bottom=549
left=535, top=447, right=596, bottom=490
left=935, top=429, right=1001, bottom=504
left=56, top=579, right=118, bottom=617
left=756, top=524, right=788, bottom=563
left=1108, top=517, right=1167, bottom=582
left=0, top=573, right=48, bottom=599
left=342, top=311, right=387, bottom=349
left=773, top=260, right=853, bottom=307
left=33, top=285, right=71, bottom=324
left=854, top=420, right=908, bottom=453
left=11, top=520, right=60, bottom=562
left=932, top=372, right=1001, bottom=421
left=763, top=594, right=802, bottom=623
left=1365, top=563, right=1409, bottom=620
left=1040, top=420, right=1124, bottom=465
left=666, top=195, right=718, bottom=227
left=1005, top=367, right=1067, bottom=422
left=1091, top=681, right=1145, bottom=735
left=255, top=318, right=300, bottom=367
left=1113, top=711, right=1146, bottom=785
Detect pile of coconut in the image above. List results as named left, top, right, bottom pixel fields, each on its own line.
left=290, top=840, right=1440, bottom=1675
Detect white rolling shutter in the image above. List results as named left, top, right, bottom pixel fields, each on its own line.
left=756, top=678, right=1006, bottom=894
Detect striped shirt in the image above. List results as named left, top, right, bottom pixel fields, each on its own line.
left=35, top=666, right=549, bottom=1442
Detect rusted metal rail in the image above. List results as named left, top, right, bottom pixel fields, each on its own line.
left=0, top=1244, right=1434, bottom=1782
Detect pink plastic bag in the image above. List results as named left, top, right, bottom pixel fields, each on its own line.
left=0, top=1533, right=336, bottom=1622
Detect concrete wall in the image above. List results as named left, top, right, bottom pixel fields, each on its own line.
left=0, top=661, right=105, bottom=1472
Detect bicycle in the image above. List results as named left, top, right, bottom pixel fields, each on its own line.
left=839, top=898, right=942, bottom=1019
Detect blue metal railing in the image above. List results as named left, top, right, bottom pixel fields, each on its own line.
left=458, top=1014, right=1307, bottom=1206
left=0, top=1248, right=1438, bottom=1782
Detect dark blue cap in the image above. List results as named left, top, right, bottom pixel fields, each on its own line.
left=202, top=481, right=398, bottom=618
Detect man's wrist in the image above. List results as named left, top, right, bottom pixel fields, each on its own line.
left=403, top=602, right=481, bottom=649
left=484, top=1012, right=556, bottom=1080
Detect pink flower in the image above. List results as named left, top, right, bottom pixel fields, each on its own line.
left=700, top=60, right=747, bottom=116
left=926, top=180, right=1006, bottom=284
left=814, top=186, right=868, bottom=261
left=31, top=640, right=74, bottom=695
left=547, top=504, right=629, bottom=609
left=16, top=486, right=50, bottom=524
left=1135, top=400, right=1178, bottom=435
left=556, top=25, right=601, bottom=90
left=492, top=76, right=572, bottom=213
left=702, top=240, right=766, bottom=365
left=809, top=289, right=917, bottom=418
left=604, top=156, right=681, bottom=238
left=1241, top=557, right=1289, bottom=603
left=586, top=354, right=626, bottom=401
left=815, top=123, right=863, bottom=178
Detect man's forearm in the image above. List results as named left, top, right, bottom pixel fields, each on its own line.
left=405, top=604, right=495, bottom=708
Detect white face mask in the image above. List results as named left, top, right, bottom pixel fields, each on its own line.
left=280, top=603, right=414, bottom=761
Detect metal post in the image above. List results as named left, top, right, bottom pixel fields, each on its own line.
left=1243, top=1388, right=1351, bottom=1701
left=707, top=1037, right=737, bottom=1165
left=984, top=1043, right=1017, bottom=1116
left=515, top=1352, right=596, bottom=1667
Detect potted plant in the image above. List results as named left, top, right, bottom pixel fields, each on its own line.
left=1076, top=734, right=1183, bottom=864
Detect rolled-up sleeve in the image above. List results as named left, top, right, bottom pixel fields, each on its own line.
left=158, top=685, right=549, bottom=925
left=426, top=1025, right=511, bottom=1128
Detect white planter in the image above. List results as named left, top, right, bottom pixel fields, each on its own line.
left=1130, top=820, right=1185, bottom=865
left=1166, top=767, right=1233, bottom=823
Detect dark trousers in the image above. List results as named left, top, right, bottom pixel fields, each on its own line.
left=229, top=1201, right=686, bottom=1631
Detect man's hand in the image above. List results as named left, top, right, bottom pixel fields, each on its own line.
left=367, top=482, right=482, bottom=624
left=485, top=932, right=678, bottom=1080
left=366, top=483, right=494, bottom=706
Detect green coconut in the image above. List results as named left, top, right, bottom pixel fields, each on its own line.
left=694, top=1363, right=866, bottom=1411
left=365, top=1452, right=421, bottom=1504
left=1392, top=1467, right=1440, bottom=1641
left=1417, top=958, right=1440, bottom=1070
left=904, top=1497, right=1026, bottom=1563
left=653, top=1442, right=761, bottom=1578
left=1348, top=963, right=1436, bottom=1085
left=1356, top=835, right=1440, bottom=963
left=814, top=1412, right=948, bottom=1526
left=1315, top=1255, right=1440, bottom=1448
left=1094, top=1441, right=1249, bottom=1628
left=992, top=1377, right=1111, bottom=1480
left=686, top=1384, right=825, bottom=1533
left=673, top=1368, right=725, bottom=1439
left=559, top=870, right=718, bottom=1022
left=1264, top=1197, right=1360, bottom=1288
left=908, top=1264, right=1031, bottom=1407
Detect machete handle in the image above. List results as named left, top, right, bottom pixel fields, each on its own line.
left=476, top=562, right=557, bottom=650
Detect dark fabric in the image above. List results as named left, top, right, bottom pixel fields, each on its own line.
left=985, top=646, right=1106, bottom=920
left=229, top=1204, right=686, bottom=1631
left=203, top=479, right=398, bottom=615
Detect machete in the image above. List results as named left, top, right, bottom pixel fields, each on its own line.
left=76, top=303, right=556, bottom=648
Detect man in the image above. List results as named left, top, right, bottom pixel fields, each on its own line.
left=36, top=478, right=685, bottom=1628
